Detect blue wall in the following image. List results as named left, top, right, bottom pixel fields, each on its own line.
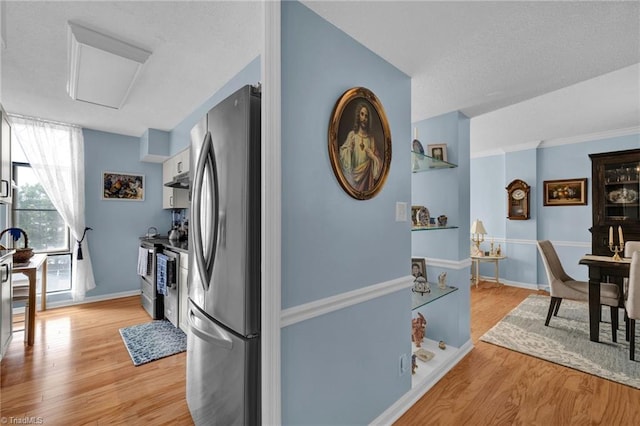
left=280, top=2, right=411, bottom=424
left=470, top=132, right=640, bottom=287
left=169, top=57, right=261, bottom=155
left=82, top=129, right=169, bottom=300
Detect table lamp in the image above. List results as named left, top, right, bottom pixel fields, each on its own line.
left=470, top=219, right=487, bottom=250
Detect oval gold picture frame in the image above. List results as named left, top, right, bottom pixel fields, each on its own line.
left=328, top=87, right=392, bottom=200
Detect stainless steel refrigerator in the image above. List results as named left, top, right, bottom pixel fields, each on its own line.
left=187, top=85, right=261, bottom=425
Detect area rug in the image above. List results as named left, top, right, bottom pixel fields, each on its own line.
left=119, top=320, right=187, bottom=366
left=480, top=295, right=640, bottom=389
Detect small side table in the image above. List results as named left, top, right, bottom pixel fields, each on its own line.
left=471, top=255, right=506, bottom=288
left=13, top=253, right=48, bottom=346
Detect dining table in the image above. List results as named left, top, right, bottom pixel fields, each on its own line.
left=579, top=254, right=631, bottom=343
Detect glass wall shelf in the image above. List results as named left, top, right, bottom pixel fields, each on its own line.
left=411, top=285, right=458, bottom=310
left=411, top=151, right=457, bottom=173
left=412, top=226, right=458, bottom=232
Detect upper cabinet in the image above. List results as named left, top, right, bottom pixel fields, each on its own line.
left=589, top=148, right=640, bottom=256
left=162, top=148, right=190, bottom=209
left=0, top=106, right=12, bottom=205
left=166, top=148, right=189, bottom=177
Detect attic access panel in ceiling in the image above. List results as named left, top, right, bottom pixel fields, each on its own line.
left=67, top=22, right=152, bottom=109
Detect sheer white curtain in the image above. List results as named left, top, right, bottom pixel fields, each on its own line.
left=11, top=116, right=95, bottom=301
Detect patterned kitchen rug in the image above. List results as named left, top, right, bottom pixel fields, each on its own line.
left=119, top=320, right=187, bottom=366
left=480, top=294, right=640, bottom=389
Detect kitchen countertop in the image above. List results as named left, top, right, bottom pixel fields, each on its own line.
left=139, top=236, right=189, bottom=253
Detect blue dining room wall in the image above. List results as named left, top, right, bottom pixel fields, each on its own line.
left=470, top=132, right=640, bottom=288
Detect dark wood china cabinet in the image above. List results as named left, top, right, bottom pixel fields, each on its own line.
left=589, top=148, right=640, bottom=256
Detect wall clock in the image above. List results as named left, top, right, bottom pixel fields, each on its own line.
left=506, top=179, right=530, bottom=220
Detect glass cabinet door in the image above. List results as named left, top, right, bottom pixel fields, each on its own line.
left=602, top=160, right=640, bottom=223
left=590, top=149, right=640, bottom=256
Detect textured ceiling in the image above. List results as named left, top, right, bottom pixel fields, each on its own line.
left=303, top=0, right=640, bottom=121
left=1, top=1, right=639, bottom=154
left=1, top=1, right=262, bottom=137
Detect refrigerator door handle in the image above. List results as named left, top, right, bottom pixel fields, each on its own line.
left=192, top=131, right=219, bottom=291
left=188, top=305, right=233, bottom=350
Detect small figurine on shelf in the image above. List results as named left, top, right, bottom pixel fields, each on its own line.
left=412, top=276, right=430, bottom=295
left=438, top=272, right=447, bottom=290
left=411, top=312, right=427, bottom=348
left=411, top=353, right=418, bottom=375
left=496, top=244, right=502, bottom=256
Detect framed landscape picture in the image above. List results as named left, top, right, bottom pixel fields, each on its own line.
left=102, top=171, right=145, bottom=201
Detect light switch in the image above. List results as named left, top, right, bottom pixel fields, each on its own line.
left=395, top=202, right=407, bottom=222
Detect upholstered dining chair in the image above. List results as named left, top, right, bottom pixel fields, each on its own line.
left=537, top=240, right=620, bottom=342
left=624, top=250, right=639, bottom=360
left=624, top=241, right=640, bottom=300
left=624, top=241, right=640, bottom=258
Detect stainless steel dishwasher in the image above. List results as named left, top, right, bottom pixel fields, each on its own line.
left=159, top=249, right=180, bottom=327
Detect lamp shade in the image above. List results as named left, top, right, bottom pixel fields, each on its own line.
left=470, top=219, right=487, bottom=235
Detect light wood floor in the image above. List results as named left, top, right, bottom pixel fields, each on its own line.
left=1, top=297, right=194, bottom=425
left=2, top=284, right=639, bottom=425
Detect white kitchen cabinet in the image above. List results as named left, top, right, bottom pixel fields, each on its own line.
left=0, top=105, right=12, bottom=205
left=163, top=147, right=190, bottom=180
left=162, top=148, right=190, bottom=209
left=174, top=148, right=190, bottom=175
left=179, top=252, right=189, bottom=332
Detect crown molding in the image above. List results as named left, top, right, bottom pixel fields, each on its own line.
left=539, top=125, right=640, bottom=148
left=471, top=126, right=640, bottom=159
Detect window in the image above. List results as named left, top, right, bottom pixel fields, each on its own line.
left=13, top=163, right=70, bottom=252
left=11, top=144, right=72, bottom=293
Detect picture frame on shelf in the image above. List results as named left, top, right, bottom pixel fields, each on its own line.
left=411, top=258, right=427, bottom=281
left=411, top=205, right=430, bottom=227
left=543, top=178, right=587, bottom=206
left=328, top=87, right=392, bottom=200
left=102, top=171, right=144, bottom=201
left=427, top=143, right=447, bottom=162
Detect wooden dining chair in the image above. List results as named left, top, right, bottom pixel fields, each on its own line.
left=537, top=240, right=620, bottom=341
left=624, top=250, right=640, bottom=360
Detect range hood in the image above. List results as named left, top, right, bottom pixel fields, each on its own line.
left=164, top=172, right=190, bottom=189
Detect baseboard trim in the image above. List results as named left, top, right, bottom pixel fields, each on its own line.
left=371, top=339, right=474, bottom=425
left=470, top=278, right=546, bottom=292
left=280, top=276, right=414, bottom=328
left=42, top=290, right=141, bottom=310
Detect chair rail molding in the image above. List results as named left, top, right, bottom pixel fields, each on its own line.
left=280, top=276, right=413, bottom=328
